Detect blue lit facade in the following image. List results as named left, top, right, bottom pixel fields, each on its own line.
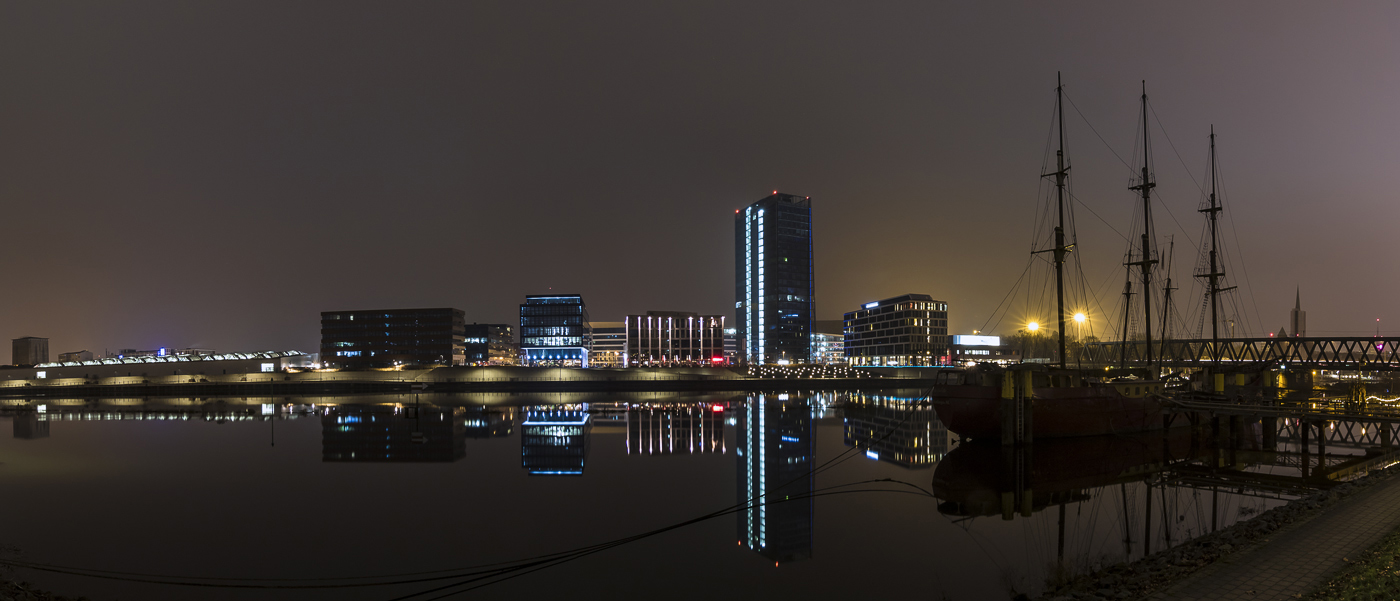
left=735, top=193, right=814, bottom=365
left=519, top=295, right=591, bottom=367
left=521, top=407, right=590, bottom=475
left=736, top=393, right=813, bottom=563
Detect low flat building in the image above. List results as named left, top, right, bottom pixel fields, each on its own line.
left=321, top=308, right=466, bottom=368
left=843, top=294, right=950, bottom=366
left=464, top=323, right=517, bottom=366
left=12, top=337, right=48, bottom=367
left=625, top=312, right=726, bottom=366
left=951, top=334, right=1021, bottom=365
left=588, top=321, right=626, bottom=367
left=520, top=295, right=591, bottom=367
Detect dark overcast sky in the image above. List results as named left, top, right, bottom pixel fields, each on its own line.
left=1, top=2, right=1397, bottom=354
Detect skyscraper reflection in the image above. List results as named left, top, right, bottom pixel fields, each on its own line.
left=736, top=393, right=813, bottom=563
left=521, top=406, right=590, bottom=476
left=626, top=403, right=725, bottom=455
left=321, top=405, right=466, bottom=462
left=842, top=392, right=950, bottom=469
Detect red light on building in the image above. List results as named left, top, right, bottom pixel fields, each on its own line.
left=711, top=405, right=724, bottom=412
left=710, top=356, right=724, bottom=362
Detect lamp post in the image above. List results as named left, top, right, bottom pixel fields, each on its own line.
left=1073, top=312, right=1087, bottom=369
left=1025, top=321, right=1039, bottom=363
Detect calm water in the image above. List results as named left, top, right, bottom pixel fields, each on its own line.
left=0, top=391, right=1322, bottom=600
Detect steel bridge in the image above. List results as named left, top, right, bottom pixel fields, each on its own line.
left=1078, top=337, right=1400, bottom=370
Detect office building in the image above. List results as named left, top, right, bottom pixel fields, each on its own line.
left=321, top=405, right=466, bottom=462
left=57, top=350, right=94, bottom=363
left=950, top=334, right=1021, bottom=365
left=723, top=328, right=737, bottom=363
left=521, top=407, right=590, bottom=475
left=843, top=294, right=950, bottom=366
left=588, top=321, right=626, bottom=367
left=520, top=295, right=591, bottom=367
left=320, top=308, right=466, bottom=369
left=734, top=192, right=814, bottom=365
left=625, top=312, right=726, bottom=366
left=736, top=393, right=813, bottom=563
left=12, top=337, right=48, bottom=367
left=464, top=323, right=517, bottom=366
left=811, top=332, right=845, bottom=365
left=843, top=393, right=950, bottom=469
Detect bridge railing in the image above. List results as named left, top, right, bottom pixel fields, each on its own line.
left=1078, top=337, right=1400, bottom=370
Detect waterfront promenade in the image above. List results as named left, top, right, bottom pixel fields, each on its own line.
left=1152, top=471, right=1400, bottom=600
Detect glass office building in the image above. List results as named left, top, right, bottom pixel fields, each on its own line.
left=320, top=308, right=466, bottom=368
left=463, top=323, right=516, bottom=366
left=734, top=193, right=814, bottom=365
left=520, top=294, right=591, bottom=367
left=843, top=294, right=950, bottom=366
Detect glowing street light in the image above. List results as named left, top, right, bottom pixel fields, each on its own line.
left=1027, top=321, right=1040, bottom=332
left=1073, top=312, right=1086, bottom=324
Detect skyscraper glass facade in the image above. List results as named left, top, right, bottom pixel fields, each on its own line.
left=519, top=295, right=590, bottom=367
left=734, top=193, right=813, bottom=365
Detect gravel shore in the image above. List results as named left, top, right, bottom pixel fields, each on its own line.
left=1031, top=464, right=1400, bottom=601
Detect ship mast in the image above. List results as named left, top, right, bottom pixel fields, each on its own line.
left=1044, top=72, right=1072, bottom=369
left=1126, top=81, right=1159, bottom=373
left=1196, top=126, right=1233, bottom=361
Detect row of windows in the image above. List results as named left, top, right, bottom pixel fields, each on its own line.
left=520, top=305, right=586, bottom=316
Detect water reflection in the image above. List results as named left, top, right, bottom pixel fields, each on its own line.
left=321, top=405, right=467, bottom=462
left=736, top=393, right=813, bottom=564
left=464, top=406, right=516, bottom=438
left=842, top=392, right=949, bottom=469
left=521, top=406, right=590, bottom=476
left=626, top=402, right=725, bottom=455
left=12, top=411, right=49, bottom=439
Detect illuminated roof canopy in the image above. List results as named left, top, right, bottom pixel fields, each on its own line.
left=37, top=350, right=307, bottom=368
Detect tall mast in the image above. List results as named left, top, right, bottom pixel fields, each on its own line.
left=1160, top=236, right=1176, bottom=345
left=1196, top=126, right=1232, bottom=360
left=1126, top=81, right=1158, bottom=372
left=1048, top=72, right=1071, bottom=369
left=1118, top=277, right=1133, bottom=369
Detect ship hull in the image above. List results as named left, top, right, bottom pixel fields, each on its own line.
left=932, top=384, right=1173, bottom=440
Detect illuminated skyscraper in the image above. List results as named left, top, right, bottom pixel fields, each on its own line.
left=734, top=193, right=814, bottom=365
left=736, top=393, right=813, bottom=563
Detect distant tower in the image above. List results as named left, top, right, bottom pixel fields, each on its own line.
left=12, top=337, right=49, bottom=367
left=1289, top=288, right=1306, bottom=338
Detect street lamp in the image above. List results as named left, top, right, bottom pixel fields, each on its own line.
left=1027, top=321, right=1039, bottom=332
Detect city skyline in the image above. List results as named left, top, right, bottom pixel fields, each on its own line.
left=2, top=3, right=1397, bottom=355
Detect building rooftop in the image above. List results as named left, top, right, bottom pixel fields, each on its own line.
left=38, top=350, right=307, bottom=368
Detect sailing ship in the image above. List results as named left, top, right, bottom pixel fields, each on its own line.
left=932, top=76, right=1184, bottom=441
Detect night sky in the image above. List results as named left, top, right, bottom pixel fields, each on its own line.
left=1, top=2, right=1396, bottom=355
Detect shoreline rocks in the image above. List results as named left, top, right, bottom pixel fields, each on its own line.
left=1031, top=465, right=1399, bottom=601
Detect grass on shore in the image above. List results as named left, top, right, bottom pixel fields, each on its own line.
left=1307, top=523, right=1400, bottom=600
